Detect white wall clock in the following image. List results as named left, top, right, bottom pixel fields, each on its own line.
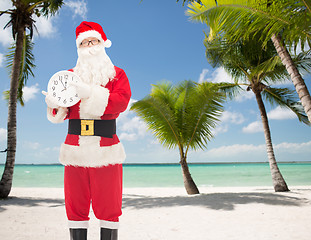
left=47, top=70, right=81, bottom=107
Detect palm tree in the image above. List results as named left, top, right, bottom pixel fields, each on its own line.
left=187, top=0, right=311, bottom=123
left=131, top=80, right=225, bottom=195
left=203, top=33, right=310, bottom=192
left=0, top=0, right=64, bottom=199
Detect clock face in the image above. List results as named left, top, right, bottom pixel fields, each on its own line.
left=47, top=71, right=81, bottom=107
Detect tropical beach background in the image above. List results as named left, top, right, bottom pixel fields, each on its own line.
left=1, top=1, right=311, bottom=239
left=0, top=0, right=310, bottom=167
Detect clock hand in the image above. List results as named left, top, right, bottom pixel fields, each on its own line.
left=60, top=80, right=66, bottom=90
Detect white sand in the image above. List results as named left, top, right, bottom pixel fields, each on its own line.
left=0, top=186, right=311, bottom=240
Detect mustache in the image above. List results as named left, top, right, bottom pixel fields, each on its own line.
left=78, top=44, right=104, bottom=57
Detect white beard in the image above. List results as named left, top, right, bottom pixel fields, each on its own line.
left=73, top=43, right=116, bottom=86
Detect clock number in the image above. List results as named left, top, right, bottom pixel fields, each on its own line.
left=53, top=92, right=56, bottom=97
left=64, top=75, right=68, bottom=79
left=63, top=99, right=67, bottom=104
left=54, top=80, right=58, bottom=85
left=75, top=94, right=78, bottom=97
left=52, top=86, right=55, bottom=91
left=58, top=97, right=61, bottom=101
left=59, top=76, right=63, bottom=81
left=70, top=97, right=73, bottom=102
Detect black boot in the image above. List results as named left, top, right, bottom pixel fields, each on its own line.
left=100, top=228, right=118, bottom=240
left=69, top=228, right=87, bottom=240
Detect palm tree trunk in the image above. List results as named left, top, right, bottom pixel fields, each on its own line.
left=254, top=89, right=289, bottom=192
left=271, top=33, right=311, bottom=123
left=179, top=154, right=200, bottom=195
left=0, top=26, right=24, bottom=199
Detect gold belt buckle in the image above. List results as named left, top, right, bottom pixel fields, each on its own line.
left=81, top=120, right=94, bottom=136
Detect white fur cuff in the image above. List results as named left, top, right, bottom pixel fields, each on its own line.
left=80, top=86, right=109, bottom=118
left=47, top=107, right=68, bottom=124
left=68, top=221, right=89, bottom=229
left=100, top=220, right=119, bottom=229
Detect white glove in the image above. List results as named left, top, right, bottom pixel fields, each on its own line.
left=42, top=91, right=59, bottom=109
left=70, top=81, right=91, bottom=99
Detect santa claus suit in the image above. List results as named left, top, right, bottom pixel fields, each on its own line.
left=46, top=21, right=131, bottom=231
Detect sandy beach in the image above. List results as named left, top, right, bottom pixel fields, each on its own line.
left=0, top=186, right=311, bottom=240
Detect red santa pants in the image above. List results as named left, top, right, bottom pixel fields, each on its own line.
left=64, top=164, right=123, bottom=229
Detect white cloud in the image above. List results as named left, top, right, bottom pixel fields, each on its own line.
left=33, top=16, right=57, bottom=38
left=193, top=140, right=311, bottom=162
left=0, top=1, right=14, bottom=46
left=274, top=141, right=311, bottom=153
left=23, top=83, right=40, bottom=102
left=207, top=143, right=266, bottom=158
left=118, top=132, right=138, bottom=142
left=234, top=89, right=254, bottom=102
left=117, top=99, right=148, bottom=141
left=220, top=111, right=245, bottom=124
left=0, top=128, right=7, bottom=142
left=0, top=53, right=4, bottom=67
left=213, top=110, right=246, bottom=135
left=198, top=69, right=209, bottom=83
left=198, top=68, right=254, bottom=102
left=267, top=106, right=296, bottom=120
left=199, top=67, right=234, bottom=84
left=66, top=0, right=88, bottom=19
left=23, top=141, right=40, bottom=150
left=242, top=121, right=263, bottom=133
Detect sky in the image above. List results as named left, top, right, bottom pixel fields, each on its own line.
left=0, top=0, right=310, bottom=165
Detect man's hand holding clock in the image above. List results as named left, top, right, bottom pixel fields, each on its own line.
left=42, top=90, right=59, bottom=109
left=69, top=80, right=91, bottom=99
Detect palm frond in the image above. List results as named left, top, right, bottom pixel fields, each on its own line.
left=131, top=80, right=225, bottom=154
left=131, top=81, right=182, bottom=149
left=262, top=87, right=310, bottom=125
left=216, top=82, right=245, bottom=100
left=292, top=50, right=311, bottom=76
left=187, top=0, right=311, bottom=50
left=184, top=81, right=225, bottom=153
left=4, top=33, right=35, bottom=106
left=38, top=0, right=64, bottom=16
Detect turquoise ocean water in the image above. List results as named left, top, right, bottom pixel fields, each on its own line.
left=0, top=163, right=310, bottom=188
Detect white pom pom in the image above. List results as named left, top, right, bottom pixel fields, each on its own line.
left=104, top=39, right=112, bottom=48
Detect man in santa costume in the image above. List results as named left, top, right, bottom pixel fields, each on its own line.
left=43, top=21, right=131, bottom=240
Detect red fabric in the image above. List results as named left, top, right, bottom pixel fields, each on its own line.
left=76, top=21, right=108, bottom=41
left=64, top=66, right=131, bottom=146
left=102, top=67, right=132, bottom=118
left=64, top=164, right=123, bottom=222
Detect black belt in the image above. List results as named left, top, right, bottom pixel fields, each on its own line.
left=68, top=119, right=116, bottom=138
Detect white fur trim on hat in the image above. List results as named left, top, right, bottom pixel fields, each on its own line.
left=76, top=30, right=111, bottom=48
left=59, top=142, right=126, bottom=167
left=104, top=39, right=112, bottom=48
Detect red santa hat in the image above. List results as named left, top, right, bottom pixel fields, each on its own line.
left=75, top=21, right=112, bottom=48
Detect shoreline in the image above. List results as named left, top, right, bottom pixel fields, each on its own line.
left=1, top=186, right=311, bottom=239
left=1, top=161, right=311, bottom=166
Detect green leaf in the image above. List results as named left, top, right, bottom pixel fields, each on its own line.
left=130, top=80, right=225, bottom=156
left=4, top=33, right=35, bottom=106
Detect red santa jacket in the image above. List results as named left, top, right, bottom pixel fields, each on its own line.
left=47, top=66, right=131, bottom=167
